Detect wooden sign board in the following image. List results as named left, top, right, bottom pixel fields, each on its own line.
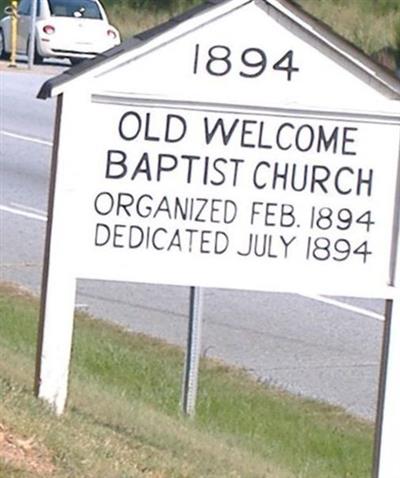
left=36, top=1, right=400, bottom=476
left=60, top=98, right=399, bottom=297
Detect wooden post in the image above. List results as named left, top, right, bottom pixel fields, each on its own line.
left=373, top=298, right=400, bottom=477
left=373, top=140, right=400, bottom=477
left=34, top=95, right=77, bottom=415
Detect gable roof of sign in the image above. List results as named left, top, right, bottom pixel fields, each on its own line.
left=37, top=0, right=400, bottom=100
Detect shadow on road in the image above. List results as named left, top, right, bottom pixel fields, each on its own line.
left=0, top=56, right=69, bottom=75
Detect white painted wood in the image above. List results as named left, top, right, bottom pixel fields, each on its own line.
left=375, top=299, right=400, bottom=477
left=36, top=0, right=400, bottom=422
left=374, top=137, right=400, bottom=476
left=46, top=1, right=400, bottom=103
left=49, top=99, right=399, bottom=298
left=36, top=275, right=76, bottom=414
left=93, top=1, right=391, bottom=112
left=35, top=90, right=90, bottom=414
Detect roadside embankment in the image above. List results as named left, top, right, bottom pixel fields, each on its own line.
left=0, top=282, right=374, bottom=477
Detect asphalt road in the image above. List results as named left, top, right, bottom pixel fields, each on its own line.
left=0, top=60, right=386, bottom=420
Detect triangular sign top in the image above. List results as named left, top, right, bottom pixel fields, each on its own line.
left=39, top=0, right=400, bottom=115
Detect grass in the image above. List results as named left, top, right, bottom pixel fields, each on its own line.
left=297, top=0, right=400, bottom=58
left=0, top=282, right=375, bottom=477
left=104, top=0, right=201, bottom=39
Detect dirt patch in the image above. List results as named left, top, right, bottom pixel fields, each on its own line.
left=0, top=282, right=38, bottom=301
left=0, top=422, right=55, bottom=475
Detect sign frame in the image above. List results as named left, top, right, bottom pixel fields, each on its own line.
left=33, top=1, right=400, bottom=476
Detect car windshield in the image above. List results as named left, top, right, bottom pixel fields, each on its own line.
left=48, top=0, right=103, bottom=19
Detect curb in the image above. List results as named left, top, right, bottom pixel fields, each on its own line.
left=0, top=59, right=67, bottom=75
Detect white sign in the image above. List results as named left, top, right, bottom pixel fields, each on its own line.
left=35, top=3, right=400, bottom=477
left=63, top=100, right=399, bottom=297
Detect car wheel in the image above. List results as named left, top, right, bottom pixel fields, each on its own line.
left=34, top=49, right=43, bottom=64
left=0, top=29, right=11, bottom=61
left=70, top=57, right=84, bottom=66
left=34, top=42, right=43, bottom=65
left=27, top=36, right=43, bottom=64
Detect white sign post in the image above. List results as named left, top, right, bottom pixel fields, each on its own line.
left=34, top=0, right=400, bottom=474
left=374, top=303, right=400, bottom=477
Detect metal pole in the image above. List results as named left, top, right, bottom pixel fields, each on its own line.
left=181, top=286, right=204, bottom=417
left=27, top=0, right=37, bottom=69
left=8, top=0, right=18, bottom=68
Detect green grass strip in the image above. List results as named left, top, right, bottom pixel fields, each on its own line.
left=0, top=283, right=373, bottom=477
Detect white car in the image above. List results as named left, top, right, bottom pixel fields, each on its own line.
left=0, top=0, right=120, bottom=64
